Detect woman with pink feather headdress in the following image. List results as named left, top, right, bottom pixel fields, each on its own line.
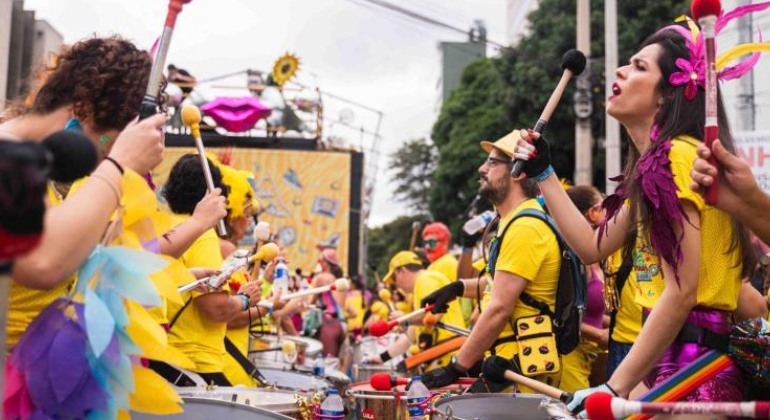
left=511, top=2, right=770, bottom=418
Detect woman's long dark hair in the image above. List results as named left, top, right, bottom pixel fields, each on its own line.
left=621, top=29, right=755, bottom=278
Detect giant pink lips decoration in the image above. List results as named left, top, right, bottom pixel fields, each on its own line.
left=200, top=96, right=272, bottom=133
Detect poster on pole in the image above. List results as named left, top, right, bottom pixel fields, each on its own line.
left=734, top=131, right=770, bottom=194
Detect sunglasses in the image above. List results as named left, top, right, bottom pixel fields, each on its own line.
left=424, top=239, right=438, bottom=248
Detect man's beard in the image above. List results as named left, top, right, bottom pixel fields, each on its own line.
left=478, top=175, right=510, bottom=206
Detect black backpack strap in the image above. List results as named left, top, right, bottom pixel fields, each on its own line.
left=607, top=253, right=634, bottom=335
left=224, top=336, right=268, bottom=386
left=168, top=296, right=193, bottom=330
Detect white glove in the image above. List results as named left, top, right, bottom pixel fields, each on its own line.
left=566, top=383, right=618, bottom=419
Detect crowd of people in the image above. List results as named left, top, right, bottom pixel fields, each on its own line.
left=4, top=4, right=770, bottom=420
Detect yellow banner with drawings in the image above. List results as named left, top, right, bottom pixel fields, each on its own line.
left=152, top=147, right=351, bottom=274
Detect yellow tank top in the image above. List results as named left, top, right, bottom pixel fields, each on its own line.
left=634, top=137, right=743, bottom=311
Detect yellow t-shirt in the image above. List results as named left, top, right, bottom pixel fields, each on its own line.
left=634, top=137, right=743, bottom=311
left=370, top=300, right=390, bottom=321
left=481, top=199, right=561, bottom=358
left=167, top=214, right=229, bottom=373
left=347, top=293, right=365, bottom=331
left=412, top=270, right=467, bottom=371
left=6, top=186, right=77, bottom=348
left=429, top=253, right=458, bottom=282
left=605, top=250, right=642, bottom=344
left=222, top=271, right=259, bottom=387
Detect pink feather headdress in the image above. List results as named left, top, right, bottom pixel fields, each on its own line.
left=659, top=3, right=770, bottom=100
left=599, top=2, right=770, bottom=284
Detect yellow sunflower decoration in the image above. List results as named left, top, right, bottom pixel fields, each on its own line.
left=272, top=53, right=300, bottom=87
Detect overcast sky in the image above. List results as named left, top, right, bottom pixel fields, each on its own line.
left=23, top=0, right=510, bottom=227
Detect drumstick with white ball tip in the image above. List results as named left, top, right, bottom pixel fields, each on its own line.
left=279, top=278, right=350, bottom=300
left=250, top=221, right=271, bottom=278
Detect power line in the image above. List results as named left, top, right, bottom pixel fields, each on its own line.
left=341, top=0, right=507, bottom=48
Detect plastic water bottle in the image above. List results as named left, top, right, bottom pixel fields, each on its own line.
left=312, top=353, right=325, bottom=377
left=406, top=376, right=430, bottom=419
left=319, top=389, right=344, bottom=417
left=274, top=257, right=289, bottom=294
left=462, top=210, right=495, bottom=235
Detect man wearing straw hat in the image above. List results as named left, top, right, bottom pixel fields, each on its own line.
left=420, top=131, right=561, bottom=391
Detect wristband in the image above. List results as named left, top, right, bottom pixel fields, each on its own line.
left=535, top=165, right=554, bottom=183
left=604, top=382, right=619, bottom=396
left=236, top=294, right=249, bottom=311
left=379, top=350, right=392, bottom=363
left=104, top=157, right=125, bottom=175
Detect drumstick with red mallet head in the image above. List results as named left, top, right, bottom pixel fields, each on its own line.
left=368, top=305, right=435, bottom=337
left=586, top=392, right=770, bottom=420
left=691, top=0, right=722, bottom=205
left=510, top=49, right=587, bottom=177
left=482, top=355, right=574, bottom=404
left=139, top=0, right=194, bottom=120
left=369, top=372, right=476, bottom=391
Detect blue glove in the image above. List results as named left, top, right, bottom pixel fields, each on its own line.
left=566, top=383, right=618, bottom=418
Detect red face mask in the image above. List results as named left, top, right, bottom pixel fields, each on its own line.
left=425, top=241, right=448, bottom=262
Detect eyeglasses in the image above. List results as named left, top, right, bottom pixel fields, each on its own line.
left=424, top=239, right=438, bottom=248
left=484, top=156, right=512, bottom=168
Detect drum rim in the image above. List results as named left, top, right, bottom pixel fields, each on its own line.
left=177, top=397, right=295, bottom=419
left=260, top=367, right=332, bottom=392
left=431, top=393, right=550, bottom=420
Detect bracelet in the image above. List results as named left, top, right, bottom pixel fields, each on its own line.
left=535, top=165, right=555, bottom=183
left=90, top=173, right=121, bottom=204
left=379, top=350, right=392, bottom=363
left=236, top=294, right=250, bottom=311
left=104, top=157, right=125, bottom=175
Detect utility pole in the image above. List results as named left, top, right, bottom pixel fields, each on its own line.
left=736, top=0, right=755, bottom=131
left=604, top=0, right=621, bottom=193
left=574, top=0, right=593, bottom=185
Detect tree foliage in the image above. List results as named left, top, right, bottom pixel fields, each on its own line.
left=388, top=138, right=437, bottom=215
left=365, top=214, right=424, bottom=284
left=427, top=0, right=689, bottom=235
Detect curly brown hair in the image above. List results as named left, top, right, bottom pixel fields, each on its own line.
left=19, top=36, right=165, bottom=132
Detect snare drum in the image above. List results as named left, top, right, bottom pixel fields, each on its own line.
left=176, top=387, right=303, bottom=419
left=347, top=381, right=471, bottom=420
left=352, top=334, right=404, bottom=382
left=252, top=360, right=350, bottom=395
left=430, top=393, right=550, bottom=420
left=130, top=397, right=293, bottom=420
left=260, top=367, right=331, bottom=393
left=250, top=335, right=323, bottom=366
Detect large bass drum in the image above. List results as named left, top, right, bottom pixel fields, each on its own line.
left=130, top=397, right=293, bottom=420
left=430, top=393, right=551, bottom=420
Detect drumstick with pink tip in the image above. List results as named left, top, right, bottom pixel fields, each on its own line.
left=585, top=392, right=770, bottom=420
left=368, top=305, right=435, bottom=337
left=139, top=0, right=194, bottom=119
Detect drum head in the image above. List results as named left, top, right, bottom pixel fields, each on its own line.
left=176, top=387, right=299, bottom=413
left=261, top=368, right=330, bottom=393
left=432, top=394, right=551, bottom=420
left=130, top=397, right=293, bottom=420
